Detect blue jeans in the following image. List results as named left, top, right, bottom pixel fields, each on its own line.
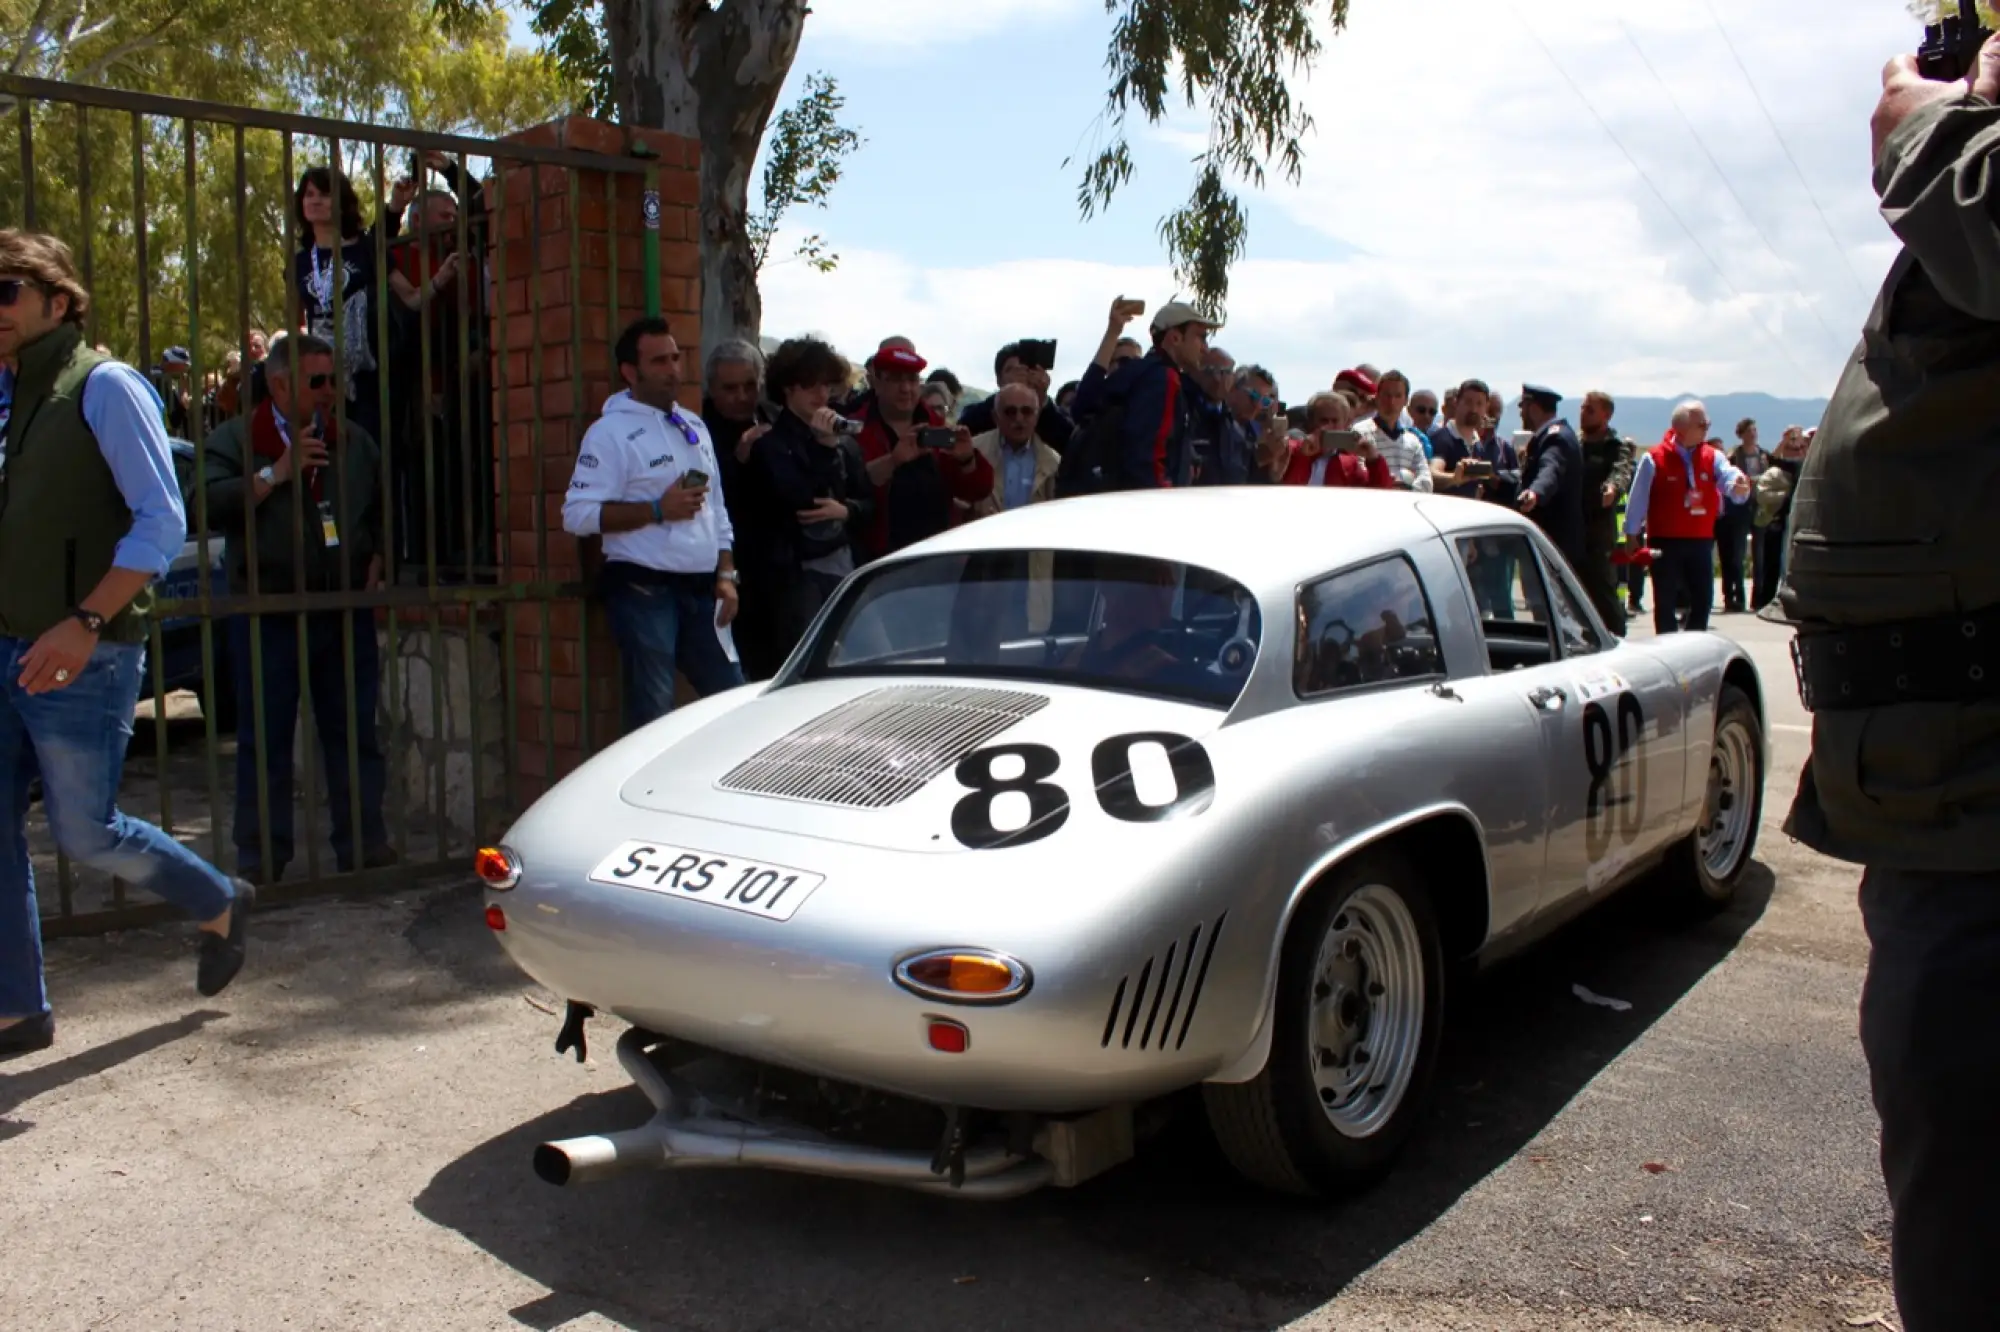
left=230, top=611, right=388, bottom=875
left=0, top=637, right=236, bottom=1018
left=600, top=564, right=745, bottom=732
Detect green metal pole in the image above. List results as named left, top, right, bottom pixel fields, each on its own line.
left=642, top=159, right=661, bottom=319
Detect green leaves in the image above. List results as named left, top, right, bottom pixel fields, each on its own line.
left=746, top=71, right=862, bottom=275
left=1082, top=0, right=1348, bottom=318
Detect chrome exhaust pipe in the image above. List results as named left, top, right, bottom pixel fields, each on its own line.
left=532, top=1126, right=673, bottom=1187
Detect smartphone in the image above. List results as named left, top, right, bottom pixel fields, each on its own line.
left=680, top=469, right=709, bottom=489
left=919, top=426, right=956, bottom=450
left=1321, top=429, right=1362, bottom=454
left=1464, top=459, right=1495, bottom=479
left=1016, top=339, right=1058, bottom=372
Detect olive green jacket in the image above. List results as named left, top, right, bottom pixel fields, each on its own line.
left=1775, top=92, right=2000, bottom=870
left=1579, top=431, right=1637, bottom=555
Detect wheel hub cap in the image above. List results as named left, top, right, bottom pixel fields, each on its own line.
left=1698, top=719, right=1755, bottom=880
left=1309, top=885, right=1425, bottom=1139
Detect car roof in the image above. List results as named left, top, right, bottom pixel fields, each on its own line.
left=895, top=488, right=1546, bottom=593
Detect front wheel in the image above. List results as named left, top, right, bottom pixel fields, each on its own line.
left=1202, top=850, right=1445, bottom=1197
left=1663, top=683, right=1763, bottom=912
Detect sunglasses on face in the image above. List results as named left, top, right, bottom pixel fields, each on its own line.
left=305, top=372, right=332, bottom=389
left=0, top=277, right=45, bottom=307
left=998, top=406, right=1036, bottom=419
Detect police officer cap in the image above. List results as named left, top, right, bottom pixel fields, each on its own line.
left=1521, top=383, right=1562, bottom=409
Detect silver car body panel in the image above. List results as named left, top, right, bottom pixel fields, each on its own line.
left=491, top=488, right=1759, bottom=1117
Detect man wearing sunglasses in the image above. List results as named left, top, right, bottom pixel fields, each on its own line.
left=0, top=230, right=252, bottom=1059
left=199, top=331, right=391, bottom=884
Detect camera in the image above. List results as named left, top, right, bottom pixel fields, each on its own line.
left=1918, top=0, right=1992, bottom=80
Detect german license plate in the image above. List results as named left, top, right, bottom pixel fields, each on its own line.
left=587, top=840, right=824, bottom=922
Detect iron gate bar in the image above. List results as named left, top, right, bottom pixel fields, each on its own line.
left=492, top=163, right=520, bottom=816
left=458, top=147, right=487, bottom=836
left=372, top=143, right=408, bottom=869
left=0, top=76, right=652, bottom=177
left=37, top=859, right=456, bottom=941
left=76, top=104, right=93, bottom=346
left=530, top=157, right=555, bottom=791
left=18, top=97, right=34, bottom=228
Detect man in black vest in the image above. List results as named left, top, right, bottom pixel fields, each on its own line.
left=0, top=230, right=251, bottom=1059
left=1773, top=39, right=2000, bottom=1328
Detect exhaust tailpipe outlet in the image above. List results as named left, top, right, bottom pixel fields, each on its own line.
left=532, top=1126, right=670, bottom=1187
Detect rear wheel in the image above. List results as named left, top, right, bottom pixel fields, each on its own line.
left=1663, top=683, right=1763, bottom=912
left=1202, top=850, right=1445, bottom=1197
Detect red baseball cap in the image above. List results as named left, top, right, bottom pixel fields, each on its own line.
left=870, top=344, right=928, bottom=374
left=1334, top=368, right=1378, bottom=397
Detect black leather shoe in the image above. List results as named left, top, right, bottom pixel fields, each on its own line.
left=0, top=1011, right=55, bottom=1061
left=197, top=881, right=256, bottom=998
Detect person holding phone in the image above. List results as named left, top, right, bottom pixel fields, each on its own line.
left=562, top=317, right=742, bottom=732
left=851, top=340, right=991, bottom=557
left=1280, top=393, right=1394, bottom=488
left=958, top=338, right=1074, bottom=450
left=750, top=336, right=875, bottom=661
left=201, top=332, right=390, bottom=882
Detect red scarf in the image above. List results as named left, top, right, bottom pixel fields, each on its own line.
left=250, top=399, right=335, bottom=502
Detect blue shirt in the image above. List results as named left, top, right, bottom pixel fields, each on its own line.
left=999, top=440, right=1037, bottom=511
left=0, top=361, right=187, bottom=579
left=1624, top=445, right=1748, bottom=539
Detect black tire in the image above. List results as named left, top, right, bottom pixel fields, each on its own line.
left=1663, top=683, right=1763, bottom=913
left=1202, top=849, right=1446, bottom=1197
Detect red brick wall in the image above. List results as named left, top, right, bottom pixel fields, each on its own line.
left=489, top=116, right=702, bottom=803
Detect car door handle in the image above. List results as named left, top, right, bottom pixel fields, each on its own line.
left=1528, top=685, right=1567, bottom=711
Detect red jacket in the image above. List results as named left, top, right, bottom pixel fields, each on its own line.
left=1280, top=442, right=1395, bottom=489
left=1642, top=437, right=1723, bottom=541
left=853, top=396, right=994, bottom=558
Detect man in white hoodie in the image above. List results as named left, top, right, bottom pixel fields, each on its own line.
left=562, top=317, right=743, bottom=731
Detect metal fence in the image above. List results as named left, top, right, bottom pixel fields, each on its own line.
left=0, top=75, right=655, bottom=934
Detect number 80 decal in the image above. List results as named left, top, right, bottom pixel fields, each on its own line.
left=949, top=732, right=1217, bottom=849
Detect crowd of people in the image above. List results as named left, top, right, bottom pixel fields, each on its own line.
left=559, top=294, right=1820, bottom=729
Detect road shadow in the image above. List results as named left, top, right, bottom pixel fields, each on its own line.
left=413, top=862, right=1774, bottom=1332
left=0, top=1009, right=227, bottom=1142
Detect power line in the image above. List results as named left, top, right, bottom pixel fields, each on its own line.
left=1697, top=0, right=1876, bottom=301
left=1500, top=0, right=1825, bottom=389
left=1616, top=18, right=1856, bottom=361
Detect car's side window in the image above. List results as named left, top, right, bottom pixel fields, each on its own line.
left=1452, top=534, right=1557, bottom=672
left=1295, top=555, right=1443, bottom=697
left=1540, top=553, right=1605, bottom=657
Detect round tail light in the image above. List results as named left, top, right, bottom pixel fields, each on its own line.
left=475, top=846, right=521, bottom=889
left=893, top=949, right=1031, bottom=1005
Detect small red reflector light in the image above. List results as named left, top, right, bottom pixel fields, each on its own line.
left=927, top=1019, right=968, bottom=1054
left=484, top=905, right=507, bottom=931
left=475, top=846, right=520, bottom=889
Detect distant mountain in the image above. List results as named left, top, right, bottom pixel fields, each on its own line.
left=1599, top=393, right=1830, bottom=446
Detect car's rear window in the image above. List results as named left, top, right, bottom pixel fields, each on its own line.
left=796, top=549, right=1262, bottom=709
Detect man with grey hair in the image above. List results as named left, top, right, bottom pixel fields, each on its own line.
left=1228, top=363, right=1284, bottom=484
left=702, top=336, right=780, bottom=679
left=1622, top=398, right=1751, bottom=634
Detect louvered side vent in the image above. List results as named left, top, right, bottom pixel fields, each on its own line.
left=717, top=685, right=1049, bottom=809
left=1100, top=913, right=1227, bottom=1052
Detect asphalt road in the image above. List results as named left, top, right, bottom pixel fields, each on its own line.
left=0, top=611, right=1896, bottom=1332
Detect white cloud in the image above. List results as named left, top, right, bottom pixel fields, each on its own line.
left=805, top=0, right=1080, bottom=47
left=767, top=0, right=1919, bottom=400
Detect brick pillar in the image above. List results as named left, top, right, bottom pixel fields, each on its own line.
left=489, top=116, right=701, bottom=803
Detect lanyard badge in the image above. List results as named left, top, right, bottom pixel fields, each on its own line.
left=318, top=498, right=340, bottom=548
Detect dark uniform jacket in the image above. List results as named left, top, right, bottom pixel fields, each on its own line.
left=1774, top=93, right=2000, bottom=871
left=1521, top=419, right=1585, bottom=570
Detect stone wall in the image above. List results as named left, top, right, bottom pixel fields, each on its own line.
left=378, top=614, right=509, bottom=852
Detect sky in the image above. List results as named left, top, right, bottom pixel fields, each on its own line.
left=515, top=0, right=1917, bottom=403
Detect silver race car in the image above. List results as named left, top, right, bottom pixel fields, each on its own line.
left=480, top=488, right=1766, bottom=1200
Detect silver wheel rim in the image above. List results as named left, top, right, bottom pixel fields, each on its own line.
left=1309, top=884, right=1425, bottom=1139
left=1698, top=717, right=1757, bottom=882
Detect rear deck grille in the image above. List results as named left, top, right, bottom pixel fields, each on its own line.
left=717, top=685, right=1049, bottom=809
left=1101, top=913, right=1227, bottom=1052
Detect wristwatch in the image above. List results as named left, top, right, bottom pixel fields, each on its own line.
left=715, top=570, right=740, bottom=586
left=257, top=465, right=277, bottom=487
left=71, top=608, right=106, bottom=635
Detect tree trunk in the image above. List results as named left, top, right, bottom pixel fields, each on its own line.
left=604, top=0, right=805, bottom=357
